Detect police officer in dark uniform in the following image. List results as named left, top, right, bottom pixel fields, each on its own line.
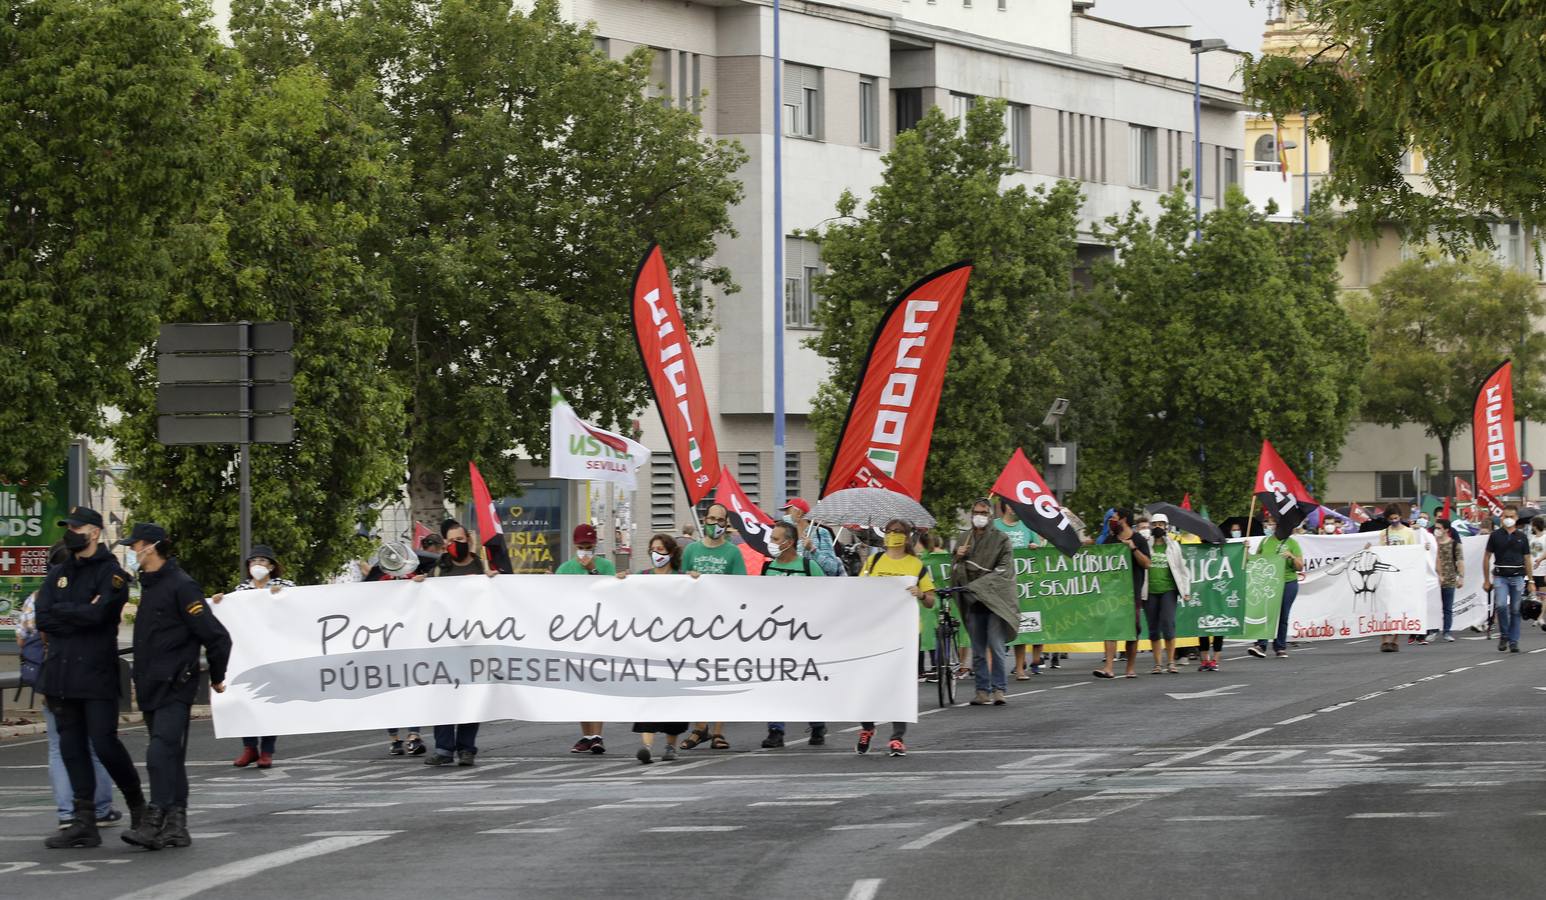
left=117, top=523, right=232, bottom=851
left=34, top=506, right=147, bottom=849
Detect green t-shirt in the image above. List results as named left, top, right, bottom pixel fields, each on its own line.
left=555, top=557, right=617, bottom=576
left=1148, top=540, right=1176, bottom=593
left=1256, top=535, right=1303, bottom=582
left=681, top=540, right=747, bottom=575
left=761, top=555, right=824, bottom=577
left=993, top=517, right=1041, bottom=549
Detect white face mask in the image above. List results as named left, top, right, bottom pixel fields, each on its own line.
left=1323, top=524, right=1338, bottom=534
left=1416, top=519, right=1429, bottom=529
left=971, top=514, right=990, bottom=529
left=249, top=564, right=271, bottom=581
left=1503, top=518, right=1517, bottom=529
left=650, top=550, right=671, bottom=568
left=577, top=549, right=595, bottom=562
left=768, top=541, right=786, bottom=557
left=1139, top=527, right=1152, bottom=538
left=1231, top=529, right=1243, bottom=538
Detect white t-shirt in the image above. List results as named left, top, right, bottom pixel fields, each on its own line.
left=1530, top=532, right=1546, bottom=576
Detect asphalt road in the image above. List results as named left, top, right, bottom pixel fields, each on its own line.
left=3, top=633, right=1545, bottom=899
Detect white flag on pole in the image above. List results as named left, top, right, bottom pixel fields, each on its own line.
left=549, top=388, right=649, bottom=489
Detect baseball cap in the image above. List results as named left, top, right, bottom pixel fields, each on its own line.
left=1150, top=513, right=1170, bottom=525
left=782, top=498, right=811, bottom=515
left=116, top=522, right=168, bottom=545
left=59, top=506, right=104, bottom=528
left=573, top=523, right=598, bottom=545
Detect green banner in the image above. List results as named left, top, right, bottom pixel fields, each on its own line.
left=923, top=545, right=1136, bottom=644
left=1242, top=554, right=1286, bottom=641
left=1176, top=542, right=1247, bottom=637
left=0, top=472, right=69, bottom=638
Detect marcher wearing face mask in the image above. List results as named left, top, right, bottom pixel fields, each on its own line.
left=1408, top=515, right=1439, bottom=645
left=1482, top=505, right=1530, bottom=653
left=680, top=503, right=746, bottom=751
left=33, top=507, right=147, bottom=849
left=1249, top=514, right=1304, bottom=659
left=758, top=521, right=827, bottom=749
left=625, top=535, right=689, bottom=764
left=1528, top=517, right=1546, bottom=613
left=423, top=520, right=495, bottom=767
left=1376, top=506, right=1419, bottom=652
left=953, top=499, right=1016, bottom=706
left=557, top=524, right=617, bottom=755
left=1435, top=520, right=1464, bottom=642
left=780, top=497, right=843, bottom=577
left=210, top=545, right=294, bottom=769
left=856, top=518, right=936, bottom=756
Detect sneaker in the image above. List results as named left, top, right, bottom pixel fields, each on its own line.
left=424, top=753, right=454, bottom=766
left=662, top=745, right=678, bottom=762
left=1443, top=633, right=1456, bottom=642
left=233, top=747, right=259, bottom=768
left=1407, top=636, right=1418, bottom=645
left=809, top=726, right=827, bottom=746
left=1029, top=664, right=1041, bottom=676
left=969, top=690, right=990, bottom=706
left=589, top=737, right=606, bottom=755
left=888, top=739, right=907, bottom=757
left=1275, top=650, right=1288, bottom=658
left=1417, top=637, right=1429, bottom=646
left=1248, top=646, right=1267, bottom=659
left=991, top=689, right=1007, bottom=706
left=924, top=669, right=940, bottom=683
left=95, top=809, right=123, bottom=828
left=1511, top=642, right=1520, bottom=653
left=388, top=740, right=405, bottom=756
left=570, top=737, right=595, bottom=754
left=1050, top=655, right=1062, bottom=669
left=456, top=751, right=476, bottom=767
left=1380, top=643, right=1397, bottom=652
left=761, top=729, right=785, bottom=749
left=405, top=737, right=427, bottom=756
left=1499, top=637, right=1509, bottom=651
left=636, top=746, right=653, bottom=765
left=856, top=729, right=875, bottom=754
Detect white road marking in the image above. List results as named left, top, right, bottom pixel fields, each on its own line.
left=899, top=819, right=979, bottom=850
left=479, top=827, right=568, bottom=834
left=1531, top=648, right=1546, bottom=654
left=1347, top=812, right=1445, bottom=819
left=914, top=798, right=1004, bottom=805
left=1245, top=791, right=1325, bottom=798
left=1345, top=639, right=1370, bottom=645
left=1052, top=682, right=1092, bottom=690
left=284, top=740, right=393, bottom=761
left=1275, top=715, right=1317, bottom=725
left=1478, top=660, right=1504, bottom=666
left=999, top=817, right=1094, bottom=825
left=592, top=802, right=680, bottom=809
left=273, top=809, right=356, bottom=815
left=304, top=830, right=400, bottom=836
left=750, top=800, right=842, bottom=807
left=644, top=825, right=742, bottom=832
left=192, top=832, right=234, bottom=838
left=845, top=879, right=884, bottom=900
left=830, top=822, right=926, bottom=830
left=467, top=799, right=556, bottom=805
left=1448, top=667, right=1474, bottom=673
left=1145, top=728, right=1273, bottom=769
left=1167, top=815, right=1264, bottom=822
left=111, top=832, right=395, bottom=900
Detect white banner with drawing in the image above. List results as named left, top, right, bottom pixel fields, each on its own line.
left=1282, top=543, right=1428, bottom=640
left=209, top=574, right=919, bottom=738
left=1293, top=533, right=1488, bottom=635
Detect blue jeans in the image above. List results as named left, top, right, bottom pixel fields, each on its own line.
left=966, top=606, right=1014, bottom=693
left=1492, top=575, right=1525, bottom=644
left=1440, top=586, right=1455, bottom=636
left=433, top=723, right=479, bottom=757
left=1256, top=580, right=1299, bottom=653
left=242, top=736, right=277, bottom=753
left=45, top=706, right=114, bottom=821
left=767, top=722, right=825, bottom=732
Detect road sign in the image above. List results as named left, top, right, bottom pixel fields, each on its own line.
left=157, top=415, right=295, bottom=446
left=159, top=322, right=294, bottom=353
left=1523, top=461, right=1535, bottom=479
left=157, top=383, right=294, bottom=415
left=158, top=353, right=294, bottom=384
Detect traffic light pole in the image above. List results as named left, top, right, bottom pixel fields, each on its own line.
left=238, top=320, right=252, bottom=572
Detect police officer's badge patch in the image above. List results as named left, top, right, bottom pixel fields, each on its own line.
left=112, top=575, right=125, bottom=589
left=187, top=601, right=206, bottom=616
left=56, top=577, right=68, bottom=589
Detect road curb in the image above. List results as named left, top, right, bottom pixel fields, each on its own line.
left=0, top=706, right=211, bottom=741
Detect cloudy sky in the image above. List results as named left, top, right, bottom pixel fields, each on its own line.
left=1093, top=0, right=1269, bottom=54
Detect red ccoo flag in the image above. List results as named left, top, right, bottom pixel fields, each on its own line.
left=1453, top=476, right=1475, bottom=503
left=1254, top=440, right=1316, bottom=537
left=990, top=448, right=1081, bottom=556
left=1472, top=359, right=1522, bottom=496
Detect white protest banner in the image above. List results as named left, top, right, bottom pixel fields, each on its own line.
left=549, top=388, right=649, bottom=489
left=1450, top=535, right=1489, bottom=632
left=210, top=574, right=917, bottom=738
left=1293, top=533, right=1488, bottom=634
left=1286, top=544, right=1427, bottom=640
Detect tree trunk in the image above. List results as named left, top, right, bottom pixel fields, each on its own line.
left=409, top=462, right=448, bottom=532
left=1438, top=432, right=1452, bottom=499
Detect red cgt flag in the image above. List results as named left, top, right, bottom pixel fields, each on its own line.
left=1180, top=493, right=1192, bottom=511
left=990, top=448, right=1080, bottom=556
left=412, top=520, right=433, bottom=549
left=1254, top=440, right=1316, bottom=536
left=713, top=468, right=776, bottom=560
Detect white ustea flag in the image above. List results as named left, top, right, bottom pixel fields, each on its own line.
left=550, top=388, right=649, bottom=489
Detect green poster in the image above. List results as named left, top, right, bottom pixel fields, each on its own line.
left=924, top=545, right=1136, bottom=644
left=1176, top=542, right=1248, bottom=637
left=1242, top=554, right=1286, bottom=641
left=0, top=472, right=70, bottom=639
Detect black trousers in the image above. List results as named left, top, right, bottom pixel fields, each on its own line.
left=48, top=696, right=141, bottom=808
left=144, top=701, right=192, bottom=809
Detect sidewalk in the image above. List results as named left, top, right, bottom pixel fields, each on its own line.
left=1, top=703, right=213, bottom=741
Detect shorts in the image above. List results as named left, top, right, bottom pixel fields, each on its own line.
left=1143, top=590, right=1179, bottom=641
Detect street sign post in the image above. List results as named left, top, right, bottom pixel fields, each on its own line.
left=156, top=322, right=295, bottom=568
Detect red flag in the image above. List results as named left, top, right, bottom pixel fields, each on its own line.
left=712, top=469, right=776, bottom=560
left=1348, top=503, right=1370, bottom=524
left=1473, top=360, right=1522, bottom=495
left=990, top=448, right=1080, bottom=555
left=468, top=461, right=502, bottom=545
left=830, top=464, right=912, bottom=497
left=1453, top=476, right=1474, bottom=503
left=1254, top=440, right=1316, bottom=536
left=821, top=262, right=973, bottom=500
left=632, top=244, right=720, bottom=505
left=1180, top=493, right=1192, bottom=511
left=412, top=521, right=433, bottom=549
left=1442, top=497, right=1451, bottom=519
left=1476, top=485, right=1505, bottom=518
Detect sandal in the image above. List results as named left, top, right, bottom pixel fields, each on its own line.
left=1151, top=665, right=1164, bottom=674
left=1092, top=670, right=1115, bottom=679
left=710, top=734, right=730, bottom=750
left=679, top=729, right=709, bottom=751
left=1167, top=665, right=1179, bottom=674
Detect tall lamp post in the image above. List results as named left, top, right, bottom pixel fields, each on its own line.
left=1190, top=38, right=1228, bottom=242
left=771, top=0, right=787, bottom=509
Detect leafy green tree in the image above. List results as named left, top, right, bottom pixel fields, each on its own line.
left=807, top=102, right=1083, bottom=521
left=1068, top=186, right=1367, bottom=519
left=0, top=0, right=218, bottom=489
left=231, top=0, right=746, bottom=524
left=113, top=64, right=408, bottom=587
left=1347, top=253, right=1546, bottom=491
left=1244, top=1, right=1546, bottom=246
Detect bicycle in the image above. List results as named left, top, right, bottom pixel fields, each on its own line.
left=931, top=586, right=970, bottom=708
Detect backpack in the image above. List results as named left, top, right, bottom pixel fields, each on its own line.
left=1524, top=597, right=1544, bottom=622
left=865, top=552, right=927, bottom=582
left=761, top=556, right=816, bottom=577
left=19, top=631, right=45, bottom=687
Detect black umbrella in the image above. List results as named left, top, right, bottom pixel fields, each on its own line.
left=1144, top=502, right=1226, bottom=544
left=1218, top=515, right=1265, bottom=538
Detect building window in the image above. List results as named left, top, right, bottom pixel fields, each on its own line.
left=785, top=452, right=802, bottom=503
left=784, top=237, right=822, bottom=328
left=650, top=453, right=676, bottom=530
left=1432, top=471, right=1474, bottom=498
left=1253, top=133, right=1277, bottom=165
left=1376, top=471, right=1418, bottom=501
left=1005, top=103, right=1029, bottom=169
left=963, top=0, right=971, bottom=6
left=647, top=47, right=671, bottom=107
left=737, top=453, right=760, bottom=506
left=998, top=0, right=1007, bottom=8
left=859, top=76, right=879, bottom=148
left=1492, top=221, right=1525, bottom=273
left=949, top=93, right=975, bottom=135
left=1222, top=147, right=1239, bottom=192
left=593, top=36, right=610, bottom=58
left=678, top=52, right=701, bottom=112
left=1130, top=125, right=1158, bottom=189
left=895, top=88, right=922, bottom=133
left=783, top=63, right=822, bottom=139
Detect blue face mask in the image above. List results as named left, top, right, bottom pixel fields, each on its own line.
left=781, top=514, right=794, bottom=525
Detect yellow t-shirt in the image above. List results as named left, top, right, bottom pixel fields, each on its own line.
left=861, top=552, right=937, bottom=592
